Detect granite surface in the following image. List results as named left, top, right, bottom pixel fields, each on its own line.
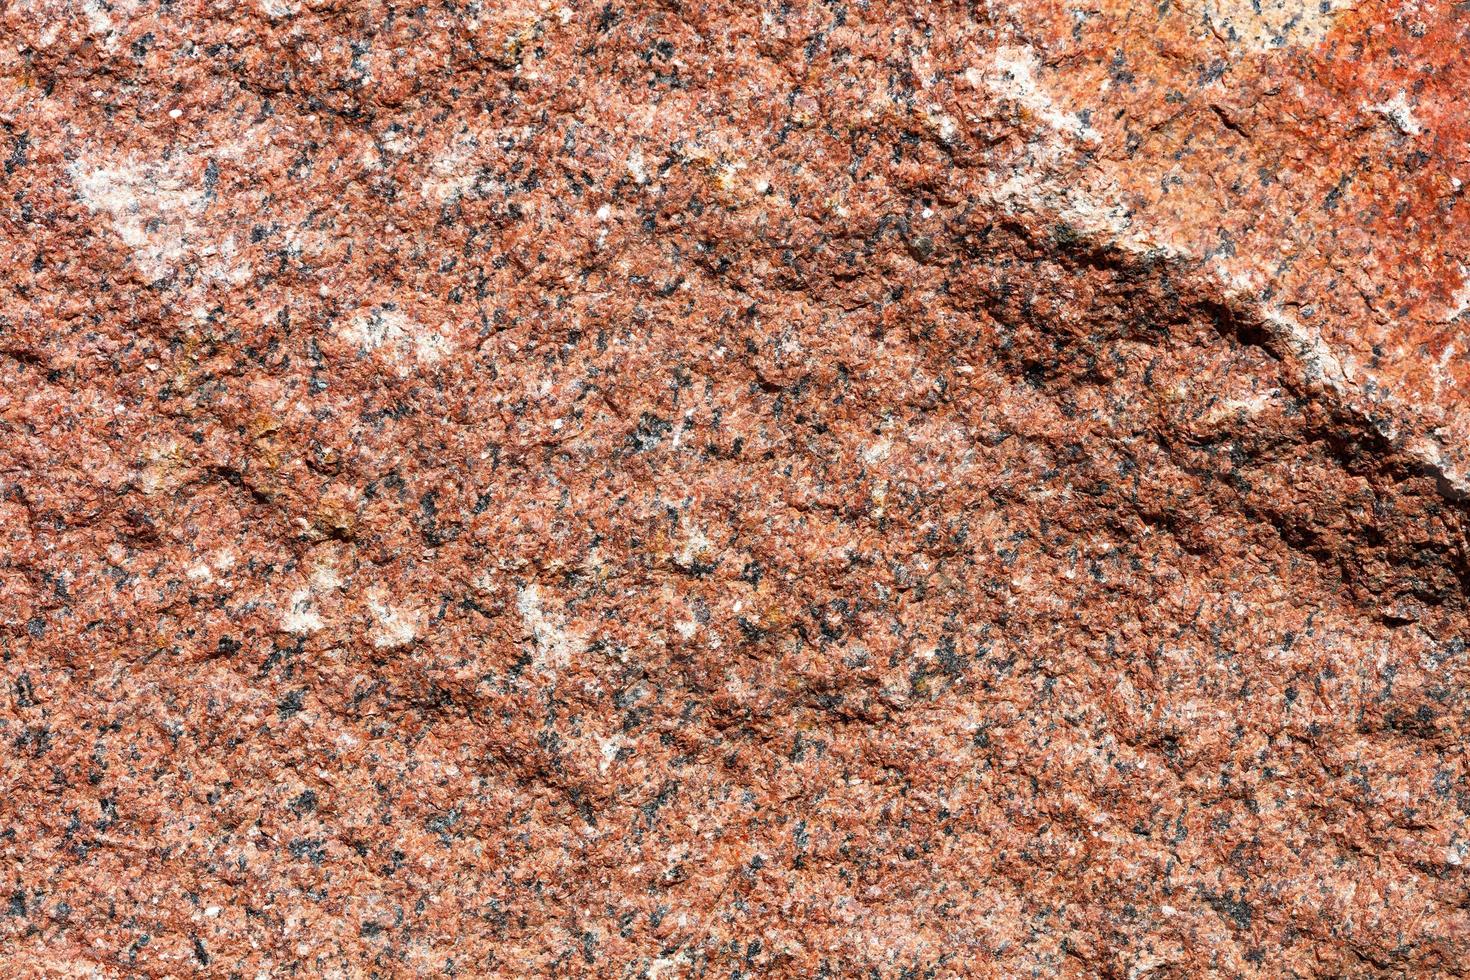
left=3, top=0, right=1470, bottom=976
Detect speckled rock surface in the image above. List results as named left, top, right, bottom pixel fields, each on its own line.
left=3, top=1, right=1470, bottom=976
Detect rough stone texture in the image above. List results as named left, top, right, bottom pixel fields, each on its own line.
left=3, top=1, right=1470, bottom=976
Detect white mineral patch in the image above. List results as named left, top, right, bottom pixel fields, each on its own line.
left=1365, top=92, right=1423, bottom=136
left=69, top=152, right=250, bottom=289
left=597, top=734, right=623, bottom=773
left=70, top=156, right=205, bottom=281
left=423, top=140, right=478, bottom=203
left=861, top=438, right=892, bottom=465
left=927, top=106, right=959, bottom=143
left=310, top=563, right=344, bottom=592
left=1262, top=309, right=1352, bottom=390
left=81, top=0, right=115, bottom=46
left=971, top=45, right=1099, bottom=145
left=339, top=307, right=450, bottom=376
left=627, top=150, right=649, bottom=185
left=517, top=584, right=583, bottom=667
left=1195, top=0, right=1357, bottom=52
left=673, top=525, right=712, bottom=568
left=1433, top=342, right=1457, bottom=398
left=256, top=0, right=300, bottom=19
left=282, top=589, right=324, bottom=635
left=138, top=440, right=183, bottom=495
left=1445, top=266, right=1470, bottom=323
left=367, top=594, right=417, bottom=649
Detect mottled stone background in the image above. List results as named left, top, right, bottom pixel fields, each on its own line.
left=3, top=0, right=1469, bottom=976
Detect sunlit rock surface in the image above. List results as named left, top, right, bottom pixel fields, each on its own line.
left=3, top=1, right=1469, bottom=975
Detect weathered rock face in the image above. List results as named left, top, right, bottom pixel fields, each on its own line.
left=3, top=1, right=1469, bottom=976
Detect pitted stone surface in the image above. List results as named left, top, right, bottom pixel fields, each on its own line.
left=3, top=1, right=1470, bottom=976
